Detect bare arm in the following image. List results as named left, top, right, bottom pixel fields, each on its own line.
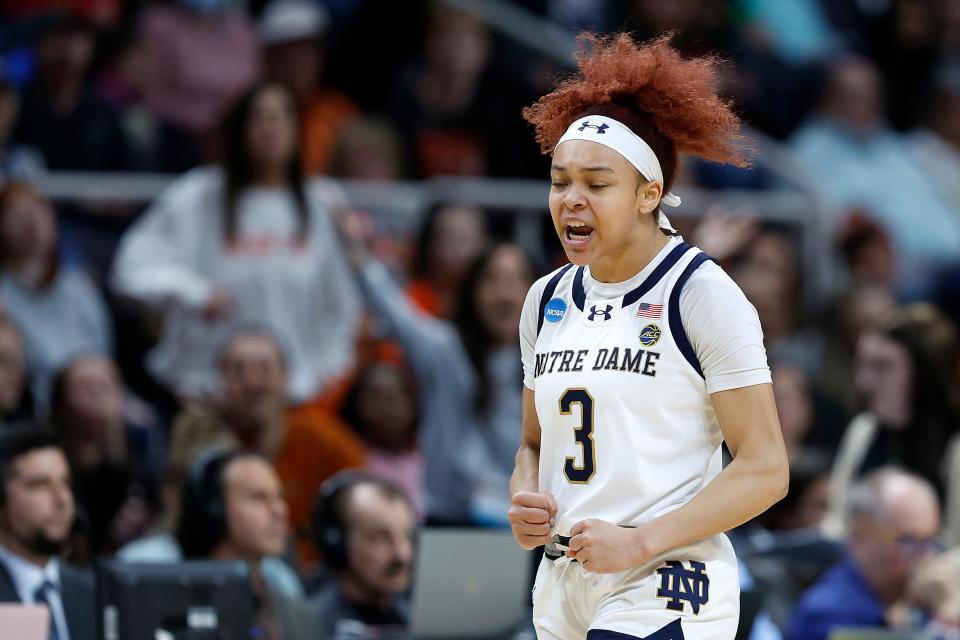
left=641, top=383, right=789, bottom=555
left=508, top=387, right=557, bottom=550
left=568, top=383, right=789, bottom=572
left=510, top=387, right=541, bottom=496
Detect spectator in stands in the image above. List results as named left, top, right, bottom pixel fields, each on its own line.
left=13, top=10, right=129, bottom=171
left=736, top=0, right=846, bottom=64
left=111, top=82, right=361, bottom=405
left=0, top=181, right=112, bottom=414
left=762, top=449, right=832, bottom=532
left=177, top=449, right=319, bottom=639
left=118, top=437, right=306, bottom=602
left=827, top=304, right=960, bottom=510
left=620, top=0, right=732, bottom=58
left=168, top=327, right=364, bottom=566
left=909, top=546, right=960, bottom=637
left=118, top=422, right=234, bottom=563
left=864, top=0, right=942, bottom=131
left=310, top=471, right=414, bottom=637
left=405, top=203, right=488, bottom=320
left=0, top=428, right=95, bottom=640
left=324, top=117, right=411, bottom=273
left=835, top=211, right=897, bottom=289
left=787, top=468, right=942, bottom=640
left=0, top=77, right=44, bottom=180
left=139, top=0, right=259, bottom=170
left=341, top=360, right=424, bottom=519
left=94, top=28, right=160, bottom=171
left=819, top=282, right=896, bottom=415
left=822, top=305, right=960, bottom=541
left=908, top=77, right=960, bottom=214
left=48, top=356, right=161, bottom=557
left=50, top=355, right=160, bottom=476
left=0, top=0, right=122, bottom=29
left=772, top=359, right=849, bottom=456
left=259, top=0, right=359, bottom=176
left=790, top=55, right=960, bottom=285
left=338, top=217, right=534, bottom=524
left=119, top=448, right=306, bottom=602
left=0, top=320, right=30, bottom=425
left=386, top=5, right=534, bottom=178
left=328, top=117, right=406, bottom=182
left=729, top=228, right=803, bottom=354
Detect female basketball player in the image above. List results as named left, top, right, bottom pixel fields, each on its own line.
left=508, top=34, right=789, bottom=639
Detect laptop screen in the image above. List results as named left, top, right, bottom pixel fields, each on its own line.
left=409, top=529, right=532, bottom=638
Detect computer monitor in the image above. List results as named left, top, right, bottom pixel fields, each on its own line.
left=97, top=559, right=254, bottom=640
left=408, top=528, right=531, bottom=639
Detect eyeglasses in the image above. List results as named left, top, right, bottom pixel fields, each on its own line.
left=870, top=521, right=945, bottom=557
left=894, top=534, right=946, bottom=557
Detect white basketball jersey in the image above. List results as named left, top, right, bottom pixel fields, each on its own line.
left=530, top=240, right=724, bottom=537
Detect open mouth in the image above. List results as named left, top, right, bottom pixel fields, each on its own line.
left=565, top=222, right=595, bottom=244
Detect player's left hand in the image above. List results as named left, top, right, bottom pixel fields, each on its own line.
left=567, top=519, right=655, bottom=573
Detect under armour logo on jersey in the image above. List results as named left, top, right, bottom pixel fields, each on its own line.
left=588, top=304, right=613, bottom=322
left=577, top=120, right=608, bottom=134
left=656, top=560, right=709, bottom=615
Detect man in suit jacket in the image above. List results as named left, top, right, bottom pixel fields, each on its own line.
left=0, top=427, right=95, bottom=640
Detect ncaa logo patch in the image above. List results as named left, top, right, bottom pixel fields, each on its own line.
left=544, top=298, right=567, bottom=323
left=639, top=324, right=661, bottom=347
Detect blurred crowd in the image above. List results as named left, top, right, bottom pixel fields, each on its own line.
left=1, top=0, right=960, bottom=638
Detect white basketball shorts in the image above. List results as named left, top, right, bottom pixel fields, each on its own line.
left=531, top=536, right=740, bottom=640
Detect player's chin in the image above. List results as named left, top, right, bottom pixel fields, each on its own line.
left=561, top=243, right=594, bottom=266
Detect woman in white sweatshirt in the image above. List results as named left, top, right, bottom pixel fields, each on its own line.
left=112, top=82, right=360, bottom=403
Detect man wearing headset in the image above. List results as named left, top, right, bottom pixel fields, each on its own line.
left=310, top=471, right=416, bottom=638
left=176, top=449, right=319, bottom=640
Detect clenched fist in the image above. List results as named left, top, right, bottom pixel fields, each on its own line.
left=508, top=491, right=557, bottom=550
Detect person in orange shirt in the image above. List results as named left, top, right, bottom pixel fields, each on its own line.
left=168, top=327, right=365, bottom=569
left=259, top=0, right=359, bottom=175
left=405, top=203, right=488, bottom=319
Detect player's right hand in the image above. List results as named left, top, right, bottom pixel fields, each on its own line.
left=508, top=491, right=557, bottom=550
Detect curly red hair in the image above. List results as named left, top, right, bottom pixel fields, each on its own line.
left=522, top=33, right=748, bottom=191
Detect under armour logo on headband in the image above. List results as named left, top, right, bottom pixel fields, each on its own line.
left=577, top=121, right=608, bottom=134
left=558, top=114, right=682, bottom=209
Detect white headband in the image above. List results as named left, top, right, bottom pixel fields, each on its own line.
left=556, top=115, right=681, bottom=209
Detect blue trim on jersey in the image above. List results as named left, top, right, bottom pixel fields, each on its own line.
left=572, top=266, right=587, bottom=311
left=622, top=242, right=694, bottom=307
left=668, top=251, right=717, bottom=379
left=587, top=619, right=684, bottom=640
left=537, top=264, right=575, bottom=336
left=569, top=242, right=695, bottom=312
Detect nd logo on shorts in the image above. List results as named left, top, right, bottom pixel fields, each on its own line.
left=639, top=324, right=661, bottom=347
left=544, top=298, right=567, bottom=323
left=656, top=560, right=710, bottom=615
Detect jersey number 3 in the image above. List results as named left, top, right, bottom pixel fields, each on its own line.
left=561, top=388, right=596, bottom=483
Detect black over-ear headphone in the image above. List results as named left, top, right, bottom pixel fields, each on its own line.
left=179, top=447, right=238, bottom=558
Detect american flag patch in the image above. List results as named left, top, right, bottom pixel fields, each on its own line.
left=635, top=303, right=663, bottom=318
